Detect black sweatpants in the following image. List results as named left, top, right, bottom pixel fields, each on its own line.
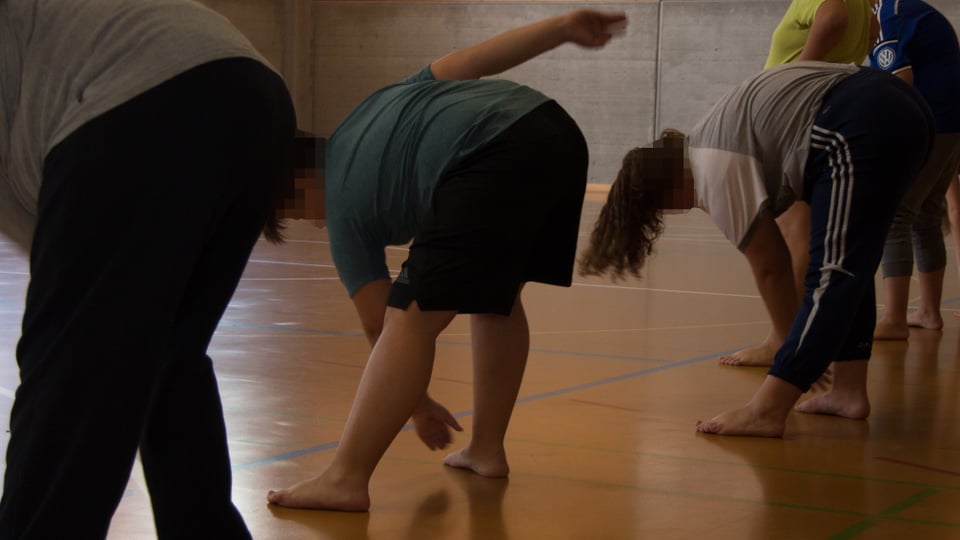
left=0, top=58, right=295, bottom=539
left=769, top=68, right=933, bottom=390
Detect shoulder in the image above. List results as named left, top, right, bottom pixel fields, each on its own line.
left=791, top=0, right=829, bottom=19
left=400, top=65, right=437, bottom=85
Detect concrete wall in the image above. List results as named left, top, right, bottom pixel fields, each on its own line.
left=204, top=0, right=960, bottom=185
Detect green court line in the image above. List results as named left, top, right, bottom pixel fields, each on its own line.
left=879, top=488, right=940, bottom=515
left=828, top=488, right=941, bottom=539
left=229, top=376, right=960, bottom=495
left=505, top=436, right=960, bottom=493
left=233, top=421, right=960, bottom=495
left=385, top=455, right=959, bottom=531
left=222, top=321, right=960, bottom=533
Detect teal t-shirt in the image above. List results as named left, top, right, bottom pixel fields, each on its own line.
left=325, top=66, right=550, bottom=296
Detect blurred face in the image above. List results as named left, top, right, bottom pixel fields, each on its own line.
left=641, top=130, right=695, bottom=212
left=280, top=169, right=326, bottom=226
left=281, top=133, right=326, bottom=226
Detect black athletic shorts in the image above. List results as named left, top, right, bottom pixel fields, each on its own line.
left=387, top=100, right=588, bottom=315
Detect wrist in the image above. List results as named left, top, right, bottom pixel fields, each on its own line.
left=558, top=12, right=578, bottom=43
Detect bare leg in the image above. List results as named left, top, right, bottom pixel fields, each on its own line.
left=695, top=375, right=802, bottom=438
left=947, top=177, right=960, bottom=319
left=794, top=360, right=870, bottom=419
left=445, top=294, right=528, bottom=478
left=875, top=276, right=911, bottom=340
left=267, top=303, right=457, bottom=511
left=719, top=203, right=808, bottom=367
left=906, top=268, right=945, bottom=330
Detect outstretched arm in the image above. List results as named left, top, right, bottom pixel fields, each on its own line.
left=430, top=9, right=627, bottom=81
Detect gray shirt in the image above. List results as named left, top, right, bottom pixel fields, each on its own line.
left=688, top=61, right=859, bottom=248
left=0, top=0, right=270, bottom=251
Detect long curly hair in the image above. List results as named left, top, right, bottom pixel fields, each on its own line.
left=579, top=130, right=687, bottom=279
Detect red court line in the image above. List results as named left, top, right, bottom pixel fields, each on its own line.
left=874, top=457, right=960, bottom=478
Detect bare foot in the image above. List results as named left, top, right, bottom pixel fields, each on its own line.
left=267, top=472, right=370, bottom=511
left=809, top=366, right=833, bottom=394
left=718, top=342, right=776, bottom=367
left=873, top=317, right=909, bottom=340
left=412, top=397, right=463, bottom=450
left=794, top=391, right=870, bottom=419
left=443, top=446, right=509, bottom=478
left=906, top=309, right=943, bottom=330
left=694, top=405, right=785, bottom=438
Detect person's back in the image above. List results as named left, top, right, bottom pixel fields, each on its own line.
left=325, top=67, right=550, bottom=296
left=689, top=61, right=860, bottom=247
left=327, top=69, right=548, bottom=237
left=0, top=1, right=290, bottom=537
left=0, top=0, right=268, bottom=250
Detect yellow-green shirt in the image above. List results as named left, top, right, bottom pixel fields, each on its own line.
left=764, top=0, right=874, bottom=68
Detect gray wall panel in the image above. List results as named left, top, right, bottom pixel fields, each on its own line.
left=312, top=2, right=658, bottom=184
left=658, top=2, right=788, bottom=133
left=205, top=1, right=960, bottom=184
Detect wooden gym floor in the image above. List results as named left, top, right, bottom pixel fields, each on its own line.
left=0, top=192, right=958, bottom=539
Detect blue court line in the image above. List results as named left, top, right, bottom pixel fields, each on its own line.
left=515, top=349, right=737, bottom=405
left=940, top=296, right=960, bottom=307
left=233, top=441, right=341, bottom=471
left=230, top=348, right=736, bottom=471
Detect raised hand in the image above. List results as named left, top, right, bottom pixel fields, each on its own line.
left=563, top=9, right=628, bottom=48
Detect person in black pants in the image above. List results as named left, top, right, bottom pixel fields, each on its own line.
left=580, top=63, right=933, bottom=438
left=0, top=1, right=298, bottom=537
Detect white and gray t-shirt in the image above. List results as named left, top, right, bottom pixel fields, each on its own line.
left=0, top=0, right=272, bottom=252
left=688, top=61, right=860, bottom=249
